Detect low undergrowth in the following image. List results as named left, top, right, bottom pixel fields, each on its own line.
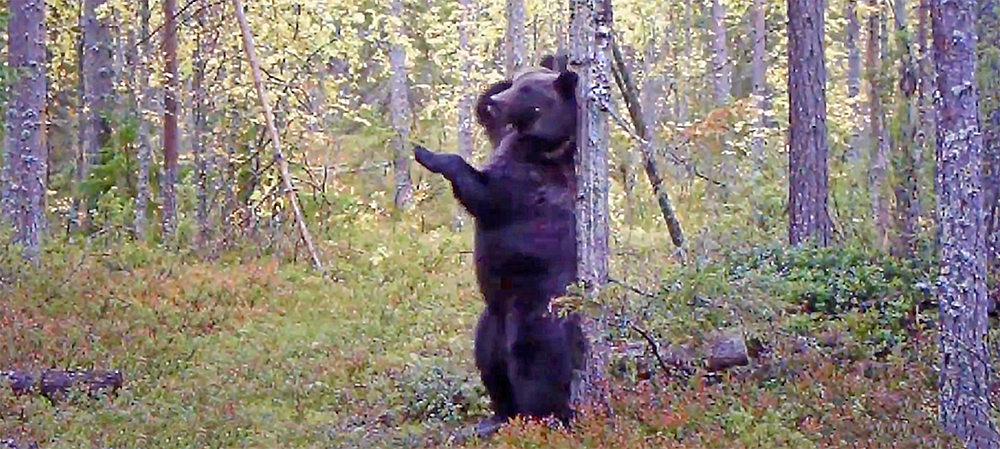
left=0, top=216, right=972, bottom=448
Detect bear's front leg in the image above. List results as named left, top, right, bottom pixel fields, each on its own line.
left=413, top=144, right=491, bottom=217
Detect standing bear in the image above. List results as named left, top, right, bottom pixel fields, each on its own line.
left=414, top=62, right=586, bottom=435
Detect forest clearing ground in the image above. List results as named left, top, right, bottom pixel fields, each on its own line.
left=0, top=215, right=969, bottom=448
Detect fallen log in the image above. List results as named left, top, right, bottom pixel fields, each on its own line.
left=3, top=369, right=123, bottom=402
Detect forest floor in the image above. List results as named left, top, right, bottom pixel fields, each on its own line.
left=0, top=212, right=972, bottom=448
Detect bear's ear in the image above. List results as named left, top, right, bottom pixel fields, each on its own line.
left=555, top=71, right=578, bottom=99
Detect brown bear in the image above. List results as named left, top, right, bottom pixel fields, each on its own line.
left=414, top=62, right=585, bottom=436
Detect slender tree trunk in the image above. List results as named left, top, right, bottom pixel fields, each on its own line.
left=978, top=0, right=1000, bottom=308
left=892, top=0, right=920, bottom=259
left=232, top=0, right=323, bottom=271
left=570, top=0, right=612, bottom=414
left=193, top=0, right=211, bottom=249
left=751, top=0, right=767, bottom=167
left=846, top=0, right=862, bottom=161
left=79, top=0, right=113, bottom=227
left=711, top=0, right=731, bottom=106
left=677, top=1, right=691, bottom=123
left=134, top=0, right=152, bottom=240
left=389, top=0, right=413, bottom=210
left=867, top=0, right=892, bottom=248
left=505, top=0, right=526, bottom=74
left=610, top=37, right=685, bottom=249
left=919, top=0, right=936, bottom=191
left=455, top=0, right=476, bottom=231
left=162, top=0, right=179, bottom=241
left=787, top=0, right=832, bottom=247
left=932, top=0, right=1000, bottom=445
left=3, top=0, right=47, bottom=260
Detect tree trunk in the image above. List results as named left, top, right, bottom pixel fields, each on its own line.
left=866, top=0, right=890, bottom=249
left=932, top=0, right=1000, bottom=444
left=977, top=0, right=1000, bottom=308
left=867, top=0, right=892, bottom=249
left=78, top=0, right=113, bottom=228
left=846, top=0, right=862, bottom=161
left=193, top=0, right=211, bottom=249
left=751, top=0, right=767, bottom=167
left=570, top=0, right=612, bottom=415
left=711, top=0, right=731, bottom=106
left=505, top=0, right=526, bottom=75
left=134, top=0, right=152, bottom=240
left=389, top=0, right=413, bottom=210
left=232, top=0, right=324, bottom=271
left=892, top=0, right=920, bottom=259
left=455, top=0, right=476, bottom=231
left=3, top=0, right=47, bottom=260
left=787, top=0, right=832, bottom=247
left=162, top=0, right=179, bottom=241
left=918, top=0, right=936, bottom=195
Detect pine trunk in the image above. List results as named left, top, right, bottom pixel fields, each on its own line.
left=932, top=0, right=1000, bottom=444
left=867, top=0, right=892, bottom=248
left=193, top=0, right=211, bottom=249
left=977, top=0, right=1000, bottom=308
left=134, top=0, right=152, bottom=240
left=846, top=0, right=862, bottom=161
left=711, top=0, right=731, bottom=106
left=751, top=0, right=767, bottom=167
left=787, top=0, right=831, bottom=247
left=162, top=0, right=180, bottom=240
left=892, top=0, right=920, bottom=259
left=80, top=0, right=114, bottom=225
left=3, top=0, right=47, bottom=260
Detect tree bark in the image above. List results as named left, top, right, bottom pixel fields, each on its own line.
left=193, top=0, right=212, bottom=249
left=76, top=0, right=113, bottom=228
left=134, top=0, right=152, bottom=240
left=867, top=0, right=892, bottom=249
left=162, top=0, right=179, bottom=241
left=751, top=0, right=768, bottom=167
left=977, top=0, right=1000, bottom=307
left=787, top=0, right=832, bottom=247
left=892, top=0, right=920, bottom=259
left=846, top=0, right=862, bottom=161
left=505, top=0, right=526, bottom=75
left=711, top=0, right=731, bottom=106
left=454, top=0, right=476, bottom=231
left=570, top=0, right=612, bottom=415
left=3, top=0, right=47, bottom=260
left=232, top=0, right=323, bottom=271
left=932, top=0, right=1000, bottom=444
left=389, top=0, right=413, bottom=210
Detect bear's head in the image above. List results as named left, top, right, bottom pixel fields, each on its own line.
left=476, top=80, right=515, bottom=147
left=486, top=67, right=579, bottom=147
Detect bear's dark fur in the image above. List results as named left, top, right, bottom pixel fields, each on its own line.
left=413, top=63, right=586, bottom=432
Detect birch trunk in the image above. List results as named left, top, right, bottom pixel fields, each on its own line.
left=389, top=0, right=413, bottom=210
left=505, top=0, right=526, bottom=75
left=454, top=0, right=476, bottom=231
left=570, top=0, right=611, bottom=414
